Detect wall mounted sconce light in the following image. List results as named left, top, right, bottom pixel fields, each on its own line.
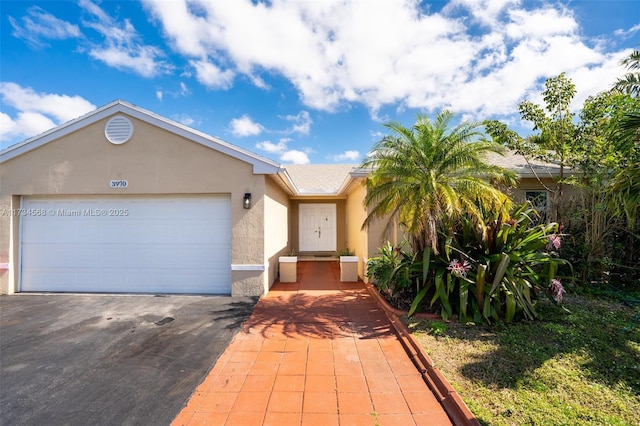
left=243, top=193, right=251, bottom=209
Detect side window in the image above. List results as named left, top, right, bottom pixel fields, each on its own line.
left=525, top=191, right=549, bottom=222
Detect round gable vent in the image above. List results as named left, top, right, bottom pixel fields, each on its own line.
left=105, top=115, right=134, bottom=144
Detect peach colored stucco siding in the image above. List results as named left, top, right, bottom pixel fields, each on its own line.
left=345, top=181, right=368, bottom=280
left=0, top=114, right=271, bottom=296
left=264, top=176, right=291, bottom=291
left=511, top=177, right=557, bottom=200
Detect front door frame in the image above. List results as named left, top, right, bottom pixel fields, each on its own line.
left=298, top=203, right=337, bottom=252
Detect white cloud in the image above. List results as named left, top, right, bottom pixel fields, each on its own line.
left=331, top=150, right=360, bottom=162
left=443, top=0, right=518, bottom=26
left=504, top=6, right=577, bottom=40
left=0, top=82, right=95, bottom=122
left=9, top=6, right=81, bottom=48
left=614, top=23, right=640, bottom=39
left=142, top=0, right=632, bottom=122
left=157, top=82, right=190, bottom=100
left=179, top=82, right=189, bottom=96
left=174, top=114, right=195, bottom=127
left=230, top=115, right=263, bottom=137
left=370, top=130, right=386, bottom=140
left=255, top=137, right=309, bottom=164
left=79, top=0, right=171, bottom=78
left=280, top=150, right=310, bottom=165
left=0, top=111, right=57, bottom=144
left=568, top=49, right=633, bottom=109
left=88, top=44, right=166, bottom=78
left=282, top=111, right=312, bottom=135
left=0, top=82, right=95, bottom=146
left=255, top=138, right=289, bottom=154
left=190, top=59, right=235, bottom=89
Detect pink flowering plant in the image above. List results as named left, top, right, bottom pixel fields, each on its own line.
left=447, top=259, right=472, bottom=277
left=547, top=233, right=562, bottom=251
left=548, top=279, right=566, bottom=303
left=407, top=203, right=572, bottom=323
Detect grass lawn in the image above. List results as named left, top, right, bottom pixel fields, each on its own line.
left=404, top=294, right=640, bottom=426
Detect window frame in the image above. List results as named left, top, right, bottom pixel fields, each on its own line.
left=524, top=190, right=550, bottom=221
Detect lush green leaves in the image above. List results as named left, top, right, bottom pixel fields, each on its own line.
left=362, top=110, right=516, bottom=254
left=487, top=67, right=640, bottom=287
left=614, top=47, right=640, bottom=96
left=374, top=204, right=572, bottom=324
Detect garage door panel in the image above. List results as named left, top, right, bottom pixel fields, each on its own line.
left=102, top=246, right=125, bottom=265
left=77, top=225, right=103, bottom=241
left=125, top=223, right=163, bottom=243
left=72, top=246, right=101, bottom=267
left=21, top=196, right=231, bottom=294
left=23, top=222, right=69, bottom=243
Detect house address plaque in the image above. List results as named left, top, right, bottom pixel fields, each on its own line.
left=109, top=180, right=129, bottom=188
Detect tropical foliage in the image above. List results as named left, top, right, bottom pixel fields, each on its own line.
left=485, top=50, right=640, bottom=289
left=365, top=241, right=412, bottom=295
left=614, top=47, right=640, bottom=96
left=367, top=204, right=570, bottom=324
left=361, top=110, right=517, bottom=254
left=365, top=49, right=639, bottom=323
left=609, top=49, right=640, bottom=227
left=484, top=72, right=579, bottom=225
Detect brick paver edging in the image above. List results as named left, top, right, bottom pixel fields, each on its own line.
left=364, top=282, right=481, bottom=426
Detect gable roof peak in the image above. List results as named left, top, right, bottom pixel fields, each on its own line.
left=0, top=100, right=280, bottom=174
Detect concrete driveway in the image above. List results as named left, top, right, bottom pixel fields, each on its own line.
left=0, top=293, right=258, bottom=426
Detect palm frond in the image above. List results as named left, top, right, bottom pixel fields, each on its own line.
left=362, top=111, right=515, bottom=253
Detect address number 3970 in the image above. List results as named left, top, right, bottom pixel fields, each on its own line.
left=109, top=180, right=129, bottom=188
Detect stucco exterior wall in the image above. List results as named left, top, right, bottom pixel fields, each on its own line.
left=0, top=113, right=269, bottom=296
left=345, top=180, right=368, bottom=279
left=510, top=177, right=557, bottom=201
left=264, top=176, right=290, bottom=291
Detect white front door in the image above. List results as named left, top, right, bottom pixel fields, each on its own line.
left=299, top=204, right=336, bottom=252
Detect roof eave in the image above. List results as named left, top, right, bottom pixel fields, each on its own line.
left=0, top=100, right=281, bottom=174
left=335, top=166, right=368, bottom=195
left=1, top=100, right=122, bottom=163
left=276, top=167, right=300, bottom=195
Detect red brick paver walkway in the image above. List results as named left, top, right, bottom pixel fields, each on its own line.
left=172, top=261, right=453, bottom=426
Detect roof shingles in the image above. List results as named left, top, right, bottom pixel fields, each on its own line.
left=284, top=164, right=357, bottom=195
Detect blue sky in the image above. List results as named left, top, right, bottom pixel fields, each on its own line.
left=1, top=0, right=638, bottom=164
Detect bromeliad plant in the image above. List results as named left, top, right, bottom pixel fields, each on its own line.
left=403, top=203, right=572, bottom=323
left=366, top=241, right=414, bottom=297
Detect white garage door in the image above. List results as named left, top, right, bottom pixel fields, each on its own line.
left=20, top=195, right=231, bottom=294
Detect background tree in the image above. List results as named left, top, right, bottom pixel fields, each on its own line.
left=611, top=47, right=640, bottom=228
left=608, top=113, right=640, bottom=227
left=362, top=110, right=516, bottom=254
left=573, top=91, right=640, bottom=279
left=486, top=72, right=578, bottom=224
left=487, top=62, right=640, bottom=289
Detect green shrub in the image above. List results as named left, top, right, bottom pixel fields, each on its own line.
left=366, top=241, right=414, bottom=295
left=404, top=203, right=573, bottom=323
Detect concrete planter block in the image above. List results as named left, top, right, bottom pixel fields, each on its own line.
left=340, top=256, right=359, bottom=282
left=279, top=256, right=298, bottom=282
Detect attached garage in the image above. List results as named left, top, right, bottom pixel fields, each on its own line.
left=0, top=100, right=289, bottom=297
left=20, top=195, right=231, bottom=294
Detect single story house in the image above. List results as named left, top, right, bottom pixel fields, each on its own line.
left=0, top=100, right=561, bottom=296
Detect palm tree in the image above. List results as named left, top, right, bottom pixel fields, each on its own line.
left=362, top=110, right=517, bottom=254
left=610, top=48, right=640, bottom=227
left=614, top=48, right=640, bottom=96
left=609, top=112, right=640, bottom=227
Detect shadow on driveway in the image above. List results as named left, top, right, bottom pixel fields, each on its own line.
left=0, top=294, right=257, bottom=426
